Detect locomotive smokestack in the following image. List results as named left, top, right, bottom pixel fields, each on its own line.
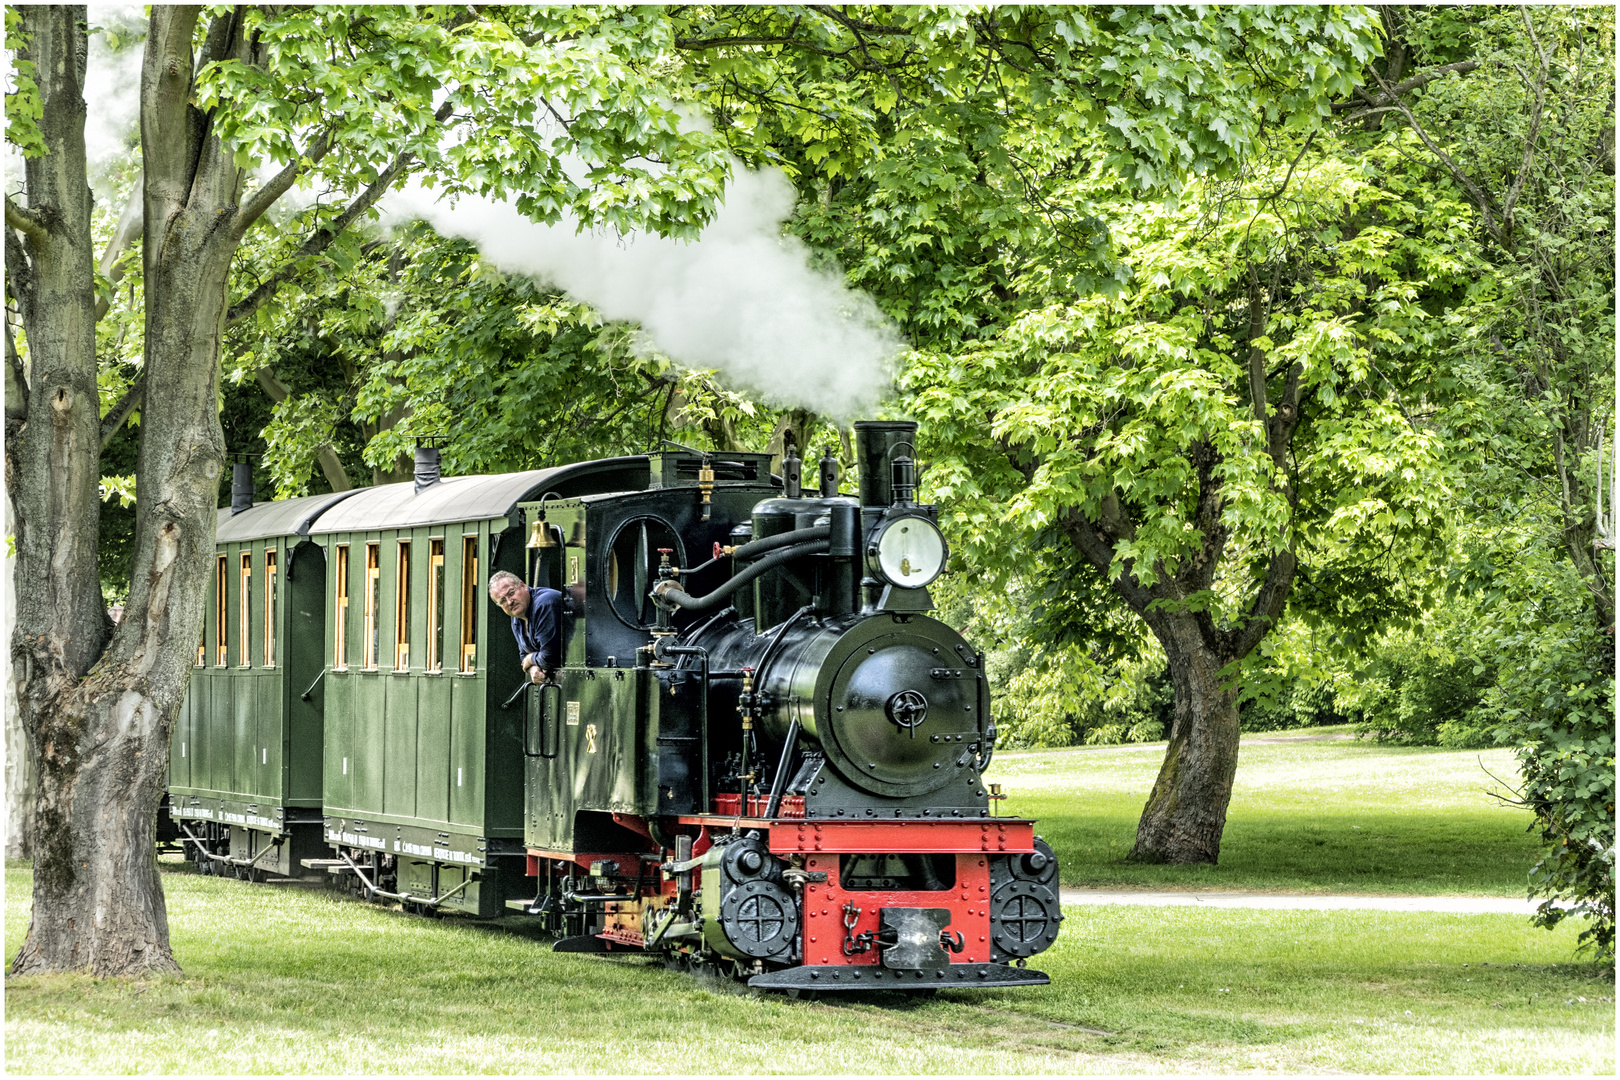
left=854, top=420, right=918, bottom=507
left=414, top=442, right=442, bottom=494
left=230, top=459, right=254, bottom=516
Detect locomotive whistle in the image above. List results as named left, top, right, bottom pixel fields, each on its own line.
left=698, top=454, right=715, bottom=522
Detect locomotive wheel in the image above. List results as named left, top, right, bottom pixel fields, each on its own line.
left=784, top=987, right=819, bottom=1002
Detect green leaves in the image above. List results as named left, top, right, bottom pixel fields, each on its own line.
left=4, top=6, right=46, bottom=158
left=193, top=6, right=733, bottom=240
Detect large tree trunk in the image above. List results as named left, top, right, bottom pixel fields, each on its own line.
left=6, top=4, right=172, bottom=975
left=1060, top=394, right=1301, bottom=865
left=9, top=4, right=261, bottom=977
left=1127, top=617, right=1242, bottom=864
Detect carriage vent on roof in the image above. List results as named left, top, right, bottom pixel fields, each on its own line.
left=414, top=446, right=441, bottom=494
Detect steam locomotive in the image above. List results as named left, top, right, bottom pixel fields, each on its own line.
left=168, top=420, right=1061, bottom=993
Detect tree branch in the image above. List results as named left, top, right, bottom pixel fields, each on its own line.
left=226, top=99, right=456, bottom=327
left=1059, top=508, right=1157, bottom=617
left=1367, top=69, right=1507, bottom=246
left=94, top=173, right=144, bottom=322
left=99, top=375, right=144, bottom=450
left=1184, top=441, right=1228, bottom=595
left=5, top=196, right=48, bottom=245
left=1267, top=364, right=1305, bottom=475
left=1331, top=60, right=1481, bottom=111
left=5, top=221, right=33, bottom=299
left=1501, top=13, right=1551, bottom=232
left=1227, top=549, right=1298, bottom=662
left=1243, top=269, right=1269, bottom=425
left=253, top=365, right=351, bottom=490
left=232, top=127, right=334, bottom=237
left=675, top=34, right=846, bottom=58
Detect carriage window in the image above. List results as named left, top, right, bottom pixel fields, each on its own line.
left=428, top=539, right=445, bottom=672
left=239, top=552, right=252, bottom=667
left=395, top=541, right=412, bottom=671
left=459, top=535, right=478, bottom=672
left=215, top=555, right=228, bottom=666
left=364, top=543, right=380, bottom=669
left=334, top=545, right=349, bottom=670
left=264, top=549, right=278, bottom=667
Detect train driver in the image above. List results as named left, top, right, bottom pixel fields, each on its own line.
left=488, top=570, right=565, bottom=684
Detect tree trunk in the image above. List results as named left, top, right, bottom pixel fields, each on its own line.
left=10, top=4, right=257, bottom=977
left=1127, top=617, right=1242, bottom=864
left=5, top=4, right=179, bottom=975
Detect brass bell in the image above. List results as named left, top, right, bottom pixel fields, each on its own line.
left=527, top=516, right=554, bottom=549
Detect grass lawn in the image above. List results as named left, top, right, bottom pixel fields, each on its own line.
left=992, top=729, right=1544, bottom=895
left=4, top=861, right=1611, bottom=1074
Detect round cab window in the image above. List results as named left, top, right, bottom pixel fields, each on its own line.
left=605, top=517, right=684, bottom=629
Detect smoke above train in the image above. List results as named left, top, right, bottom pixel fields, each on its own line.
left=377, top=168, right=903, bottom=421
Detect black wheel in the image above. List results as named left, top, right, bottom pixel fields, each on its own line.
left=785, top=987, right=820, bottom=1002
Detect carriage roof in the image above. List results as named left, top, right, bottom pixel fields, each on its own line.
left=214, top=490, right=363, bottom=545
left=302, top=457, right=652, bottom=536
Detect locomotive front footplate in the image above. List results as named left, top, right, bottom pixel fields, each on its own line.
left=748, top=963, right=1050, bottom=992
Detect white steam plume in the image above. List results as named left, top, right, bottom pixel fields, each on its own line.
left=379, top=168, right=901, bottom=420
left=82, top=6, right=146, bottom=202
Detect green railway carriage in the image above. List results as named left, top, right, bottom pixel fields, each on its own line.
left=304, top=454, right=658, bottom=916
left=169, top=489, right=357, bottom=879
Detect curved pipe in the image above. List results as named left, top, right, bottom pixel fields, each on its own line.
left=654, top=539, right=829, bottom=613
left=730, top=524, right=829, bottom=562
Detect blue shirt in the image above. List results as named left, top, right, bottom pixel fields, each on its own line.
left=511, top=587, right=565, bottom=672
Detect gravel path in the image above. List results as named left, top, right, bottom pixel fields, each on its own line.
left=1059, top=888, right=1541, bottom=914
left=999, top=732, right=1355, bottom=757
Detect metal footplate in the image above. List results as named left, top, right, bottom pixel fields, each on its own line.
left=748, top=963, right=1049, bottom=992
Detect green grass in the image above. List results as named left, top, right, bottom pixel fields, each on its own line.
left=992, top=732, right=1543, bottom=895
left=5, top=862, right=1611, bottom=1073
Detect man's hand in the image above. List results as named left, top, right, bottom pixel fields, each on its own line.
left=528, top=666, right=547, bottom=685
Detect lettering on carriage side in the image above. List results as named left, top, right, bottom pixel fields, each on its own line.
left=331, top=830, right=385, bottom=850
left=222, top=812, right=247, bottom=824
left=392, top=840, right=476, bottom=863
left=247, top=815, right=278, bottom=830
left=566, top=701, right=580, bottom=727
